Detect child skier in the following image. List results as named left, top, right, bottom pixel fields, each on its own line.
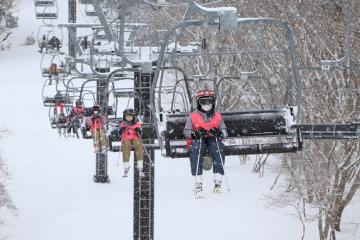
left=53, top=91, right=67, bottom=137
left=68, top=100, right=85, bottom=138
left=87, top=104, right=108, bottom=153
left=183, top=90, right=227, bottom=198
left=119, top=109, right=145, bottom=178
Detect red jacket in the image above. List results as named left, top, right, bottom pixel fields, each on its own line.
left=120, top=121, right=141, bottom=143
left=191, top=112, right=222, bottom=131
left=72, top=106, right=85, bottom=116
left=54, top=101, right=64, bottom=113
left=87, top=115, right=107, bottom=132
left=186, top=112, right=222, bottom=148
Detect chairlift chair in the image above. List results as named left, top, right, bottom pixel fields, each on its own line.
left=152, top=17, right=303, bottom=158
left=34, top=0, right=58, bottom=19
left=34, top=0, right=55, bottom=7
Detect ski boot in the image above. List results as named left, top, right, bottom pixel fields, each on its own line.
left=123, top=167, right=130, bottom=178
left=137, top=160, right=145, bottom=178
left=213, top=181, right=222, bottom=193
left=138, top=168, right=145, bottom=178
left=194, top=182, right=204, bottom=199
left=94, top=146, right=101, bottom=153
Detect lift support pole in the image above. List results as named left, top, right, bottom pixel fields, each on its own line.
left=93, top=79, right=110, bottom=183
left=133, top=67, right=155, bottom=240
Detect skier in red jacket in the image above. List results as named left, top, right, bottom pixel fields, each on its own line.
left=183, top=90, right=227, bottom=197
left=86, top=104, right=108, bottom=153
left=68, top=100, right=85, bottom=138
left=119, top=108, right=144, bottom=178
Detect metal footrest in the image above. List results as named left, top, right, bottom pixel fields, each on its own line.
left=166, top=142, right=300, bottom=158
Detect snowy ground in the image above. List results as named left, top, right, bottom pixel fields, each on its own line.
left=0, top=1, right=359, bottom=240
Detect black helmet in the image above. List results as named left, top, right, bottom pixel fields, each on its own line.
left=93, top=104, right=101, bottom=113
left=75, top=99, right=82, bottom=107
left=123, top=108, right=136, bottom=119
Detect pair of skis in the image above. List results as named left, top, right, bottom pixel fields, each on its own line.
left=122, top=168, right=145, bottom=178
left=194, top=183, right=222, bottom=199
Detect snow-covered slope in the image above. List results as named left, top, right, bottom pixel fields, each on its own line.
left=1, top=1, right=348, bottom=240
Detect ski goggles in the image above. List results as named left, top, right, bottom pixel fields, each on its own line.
left=198, top=97, right=215, bottom=105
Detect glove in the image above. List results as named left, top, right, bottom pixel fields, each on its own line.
left=191, top=128, right=207, bottom=139
left=209, top=128, right=223, bottom=138
left=135, top=128, right=142, bottom=136
left=119, top=127, right=125, bottom=135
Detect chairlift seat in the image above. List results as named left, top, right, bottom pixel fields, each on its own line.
left=165, top=109, right=290, bottom=140
left=113, top=91, right=134, bottom=98
left=80, top=0, right=93, bottom=4
left=34, top=0, right=55, bottom=7
left=43, top=96, right=72, bottom=107
left=86, top=11, right=98, bottom=17
left=164, top=109, right=300, bottom=158
left=95, top=67, right=110, bottom=73
left=36, top=13, right=58, bottom=19
left=51, top=118, right=68, bottom=129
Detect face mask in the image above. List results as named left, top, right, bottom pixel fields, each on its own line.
left=94, top=111, right=99, bottom=115
left=201, top=104, right=212, bottom=112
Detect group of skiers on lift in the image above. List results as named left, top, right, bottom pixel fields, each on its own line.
left=53, top=92, right=85, bottom=138
left=52, top=89, right=226, bottom=196
left=39, top=34, right=62, bottom=53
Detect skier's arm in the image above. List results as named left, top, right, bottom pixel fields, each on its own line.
left=183, top=114, right=193, bottom=139
left=219, top=118, right=228, bottom=138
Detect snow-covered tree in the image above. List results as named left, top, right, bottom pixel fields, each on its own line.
left=0, top=0, right=18, bottom=46
left=0, top=129, right=17, bottom=237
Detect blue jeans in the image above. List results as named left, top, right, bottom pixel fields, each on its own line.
left=188, top=138, right=225, bottom=176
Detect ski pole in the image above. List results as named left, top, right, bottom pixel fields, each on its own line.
left=215, top=137, right=231, bottom=194
left=194, top=137, right=203, bottom=189
left=139, top=137, right=154, bottom=166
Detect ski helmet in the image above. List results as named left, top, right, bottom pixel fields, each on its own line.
left=195, top=90, right=216, bottom=113
left=75, top=99, right=82, bottom=107
left=92, top=104, right=101, bottom=113
left=123, top=108, right=136, bottom=119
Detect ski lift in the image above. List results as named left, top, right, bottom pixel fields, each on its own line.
left=94, top=58, right=111, bottom=73
left=152, top=16, right=303, bottom=158
left=34, top=0, right=58, bottom=19
left=40, top=54, right=67, bottom=80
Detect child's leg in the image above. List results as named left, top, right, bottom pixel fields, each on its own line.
left=92, top=130, right=100, bottom=152
left=99, top=129, right=108, bottom=152
left=133, top=140, right=144, bottom=161
left=122, top=140, right=132, bottom=175
left=122, top=140, right=132, bottom=163
left=133, top=140, right=145, bottom=177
